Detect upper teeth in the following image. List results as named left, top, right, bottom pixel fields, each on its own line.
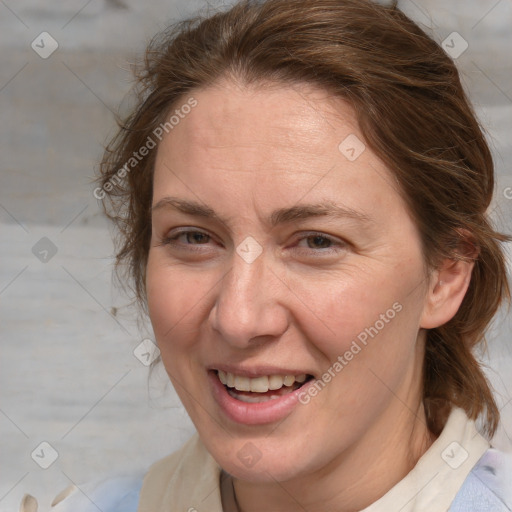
left=217, top=370, right=307, bottom=392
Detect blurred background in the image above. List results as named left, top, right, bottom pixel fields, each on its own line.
left=1, top=0, right=511, bottom=509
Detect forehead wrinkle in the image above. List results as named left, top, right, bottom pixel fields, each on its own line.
left=185, top=90, right=340, bottom=152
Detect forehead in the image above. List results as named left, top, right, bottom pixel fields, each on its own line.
left=188, top=80, right=357, bottom=158
left=152, top=79, right=403, bottom=221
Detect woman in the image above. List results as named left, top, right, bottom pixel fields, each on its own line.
left=23, top=0, right=512, bottom=510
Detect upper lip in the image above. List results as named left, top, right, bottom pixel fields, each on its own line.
left=209, top=364, right=314, bottom=378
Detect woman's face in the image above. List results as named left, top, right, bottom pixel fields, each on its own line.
left=146, top=80, right=433, bottom=482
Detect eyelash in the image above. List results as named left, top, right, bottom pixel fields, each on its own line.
left=159, top=229, right=346, bottom=255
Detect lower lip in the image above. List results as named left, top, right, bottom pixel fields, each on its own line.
left=208, top=371, right=313, bottom=425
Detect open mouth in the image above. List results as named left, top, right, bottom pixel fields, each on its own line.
left=214, top=369, right=314, bottom=403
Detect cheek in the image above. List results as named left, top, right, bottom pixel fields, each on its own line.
left=291, top=260, right=426, bottom=378
left=145, top=255, right=208, bottom=351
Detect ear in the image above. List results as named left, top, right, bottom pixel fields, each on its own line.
left=420, top=231, right=478, bottom=329
left=419, top=258, right=475, bottom=329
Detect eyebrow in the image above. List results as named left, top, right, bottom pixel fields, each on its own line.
left=151, top=197, right=373, bottom=229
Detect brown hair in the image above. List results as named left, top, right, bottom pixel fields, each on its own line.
left=98, top=0, right=510, bottom=437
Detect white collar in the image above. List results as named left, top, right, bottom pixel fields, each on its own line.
left=361, top=406, right=490, bottom=511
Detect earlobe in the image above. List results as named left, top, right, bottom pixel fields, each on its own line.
left=420, top=258, right=475, bottom=329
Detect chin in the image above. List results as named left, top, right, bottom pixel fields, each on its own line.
left=221, top=454, right=307, bottom=483
left=203, top=433, right=315, bottom=483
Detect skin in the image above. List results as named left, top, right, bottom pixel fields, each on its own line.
left=145, top=79, right=475, bottom=511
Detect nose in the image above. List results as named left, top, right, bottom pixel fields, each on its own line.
left=209, top=250, right=289, bottom=349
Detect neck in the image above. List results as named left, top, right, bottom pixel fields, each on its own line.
left=232, top=401, right=436, bottom=512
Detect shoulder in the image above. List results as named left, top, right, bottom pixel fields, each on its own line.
left=449, top=448, right=512, bottom=512
left=21, top=473, right=144, bottom=512
left=138, top=434, right=223, bottom=510
left=24, top=435, right=211, bottom=512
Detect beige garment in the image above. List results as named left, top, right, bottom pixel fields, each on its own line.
left=137, top=406, right=489, bottom=512
left=137, top=430, right=225, bottom=512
